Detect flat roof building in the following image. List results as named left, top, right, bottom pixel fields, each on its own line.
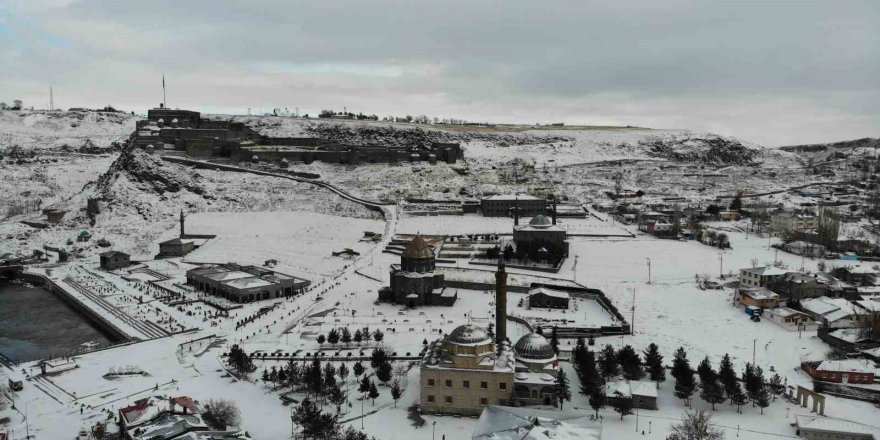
left=186, top=263, right=309, bottom=303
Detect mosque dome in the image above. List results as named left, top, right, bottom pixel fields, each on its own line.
left=447, top=324, right=492, bottom=346
left=403, top=235, right=434, bottom=259
left=514, top=333, right=556, bottom=361
left=528, top=215, right=553, bottom=228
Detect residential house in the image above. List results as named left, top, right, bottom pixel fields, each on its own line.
left=719, top=211, right=741, bottom=221
left=795, top=415, right=879, bottom=440
left=771, top=212, right=818, bottom=236
left=772, top=272, right=828, bottom=301
left=801, top=297, right=859, bottom=329
left=803, top=359, right=877, bottom=384
left=604, top=379, right=658, bottom=410
left=739, top=266, right=787, bottom=289
left=834, top=265, right=879, bottom=287
left=782, top=241, right=826, bottom=258
left=738, top=287, right=780, bottom=309
left=765, top=307, right=818, bottom=332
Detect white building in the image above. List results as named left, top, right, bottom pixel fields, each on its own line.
left=796, top=415, right=879, bottom=440
left=765, top=307, right=818, bottom=331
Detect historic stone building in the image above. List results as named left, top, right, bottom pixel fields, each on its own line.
left=481, top=194, right=547, bottom=217
left=512, top=333, right=560, bottom=406
left=513, top=214, right=569, bottom=258
left=420, top=324, right=516, bottom=416
left=378, top=236, right=456, bottom=307
left=99, top=251, right=131, bottom=271
left=186, top=263, right=310, bottom=303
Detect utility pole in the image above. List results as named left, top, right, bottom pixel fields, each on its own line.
left=645, top=257, right=652, bottom=284
left=753, top=338, right=757, bottom=366
left=630, top=288, right=636, bottom=335
left=719, top=252, right=724, bottom=278
left=49, top=86, right=53, bottom=111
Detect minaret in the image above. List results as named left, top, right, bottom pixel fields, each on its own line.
left=513, top=195, right=520, bottom=226
left=495, top=259, right=508, bottom=346
left=179, top=210, right=185, bottom=238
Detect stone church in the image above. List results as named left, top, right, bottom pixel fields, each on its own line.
left=378, top=236, right=457, bottom=307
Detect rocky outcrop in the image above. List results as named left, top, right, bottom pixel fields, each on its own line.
left=92, top=148, right=207, bottom=197
left=303, top=123, right=571, bottom=148
left=638, top=135, right=761, bottom=166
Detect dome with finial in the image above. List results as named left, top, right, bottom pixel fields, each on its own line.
left=447, top=324, right=492, bottom=346
left=403, top=235, right=434, bottom=259
left=528, top=215, right=553, bottom=228
left=514, top=333, right=556, bottom=362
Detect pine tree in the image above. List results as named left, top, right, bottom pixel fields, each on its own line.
left=373, top=329, right=384, bottom=344
left=718, top=353, right=738, bottom=400
left=643, top=343, right=666, bottom=384
left=390, top=380, right=403, bottom=408
left=671, top=347, right=690, bottom=382
left=768, top=373, right=784, bottom=400
left=729, top=382, right=747, bottom=413
left=554, top=369, right=572, bottom=410
left=618, top=345, right=644, bottom=380
left=354, top=329, right=363, bottom=345
left=612, top=392, right=634, bottom=420
left=341, top=327, right=352, bottom=345
left=742, top=363, right=763, bottom=406
left=368, top=381, right=380, bottom=405
left=598, top=344, right=620, bottom=379
left=674, top=366, right=697, bottom=406
left=338, top=363, right=349, bottom=383
left=755, top=382, right=771, bottom=414
left=324, top=363, right=337, bottom=389
left=697, top=356, right=717, bottom=387
left=550, top=327, right=560, bottom=355
left=376, top=361, right=393, bottom=385
left=359, top=375, right=371, bottom=395
left=578, top=350, right=601, bottom=395
left=318, top=334, right=326, bottom=345
left=328, top=328, right=340, bottom=345
left=370, top=348, right=389, bottom=370
left=700, top=378, right=726, bottom=410
left=262, top=369, right=270, bottom=384
left=589, top=389, right=606, bottom=418
left=353, top=361, right=365, bottom=378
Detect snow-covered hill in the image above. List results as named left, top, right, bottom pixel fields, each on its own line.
left=0, top=110, right=139, bottom=151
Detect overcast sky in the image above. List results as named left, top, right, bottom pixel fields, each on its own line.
left=1, top=0, right=878, bottom=146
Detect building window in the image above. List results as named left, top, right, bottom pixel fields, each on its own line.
left=480, top=381, right=488, bottom=389
left=445, top=379, right=452, bottom=388
left=427, top=395, right=435, bottom=403
left=463, top=380, right=470, bottom=389
left=480, top=397, right=488, bottom=405
left=427, top=378, right=435, bottom=387
left=445, top=396, right=453, bottom=404
left=499, top=382, right=507, bottom=390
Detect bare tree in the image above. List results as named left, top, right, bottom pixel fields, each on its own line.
left=203, top=399, right=241, bottom=430
left=667, top=410, right=725, bottom=440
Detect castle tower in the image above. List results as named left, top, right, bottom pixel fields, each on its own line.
left=495, top=260, right=508, bottom=346
left=179, top=210, right=185, bottom=238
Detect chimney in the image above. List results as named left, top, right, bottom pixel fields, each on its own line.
left=495, top=260, right=508, bottom=346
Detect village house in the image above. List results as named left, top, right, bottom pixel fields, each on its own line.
left=472, top=406, right=602, bottom=440
left=801, top=297, right=859, bottom=329
left=737, top=287, right=780, bottom=309
left=739, top=266, right=787, bottom=289
left=765, top=307, right=818, bottom=332
left=772, top=272, right=829, bottom=300
left=719, top=211, right=741, bottom=221
left=99, top=250, right=131, bottom=271
left=803, top=359, right=878, bottom=384
left=834, top=265, right=879, bottom=287
left=795, top=415, right=880, bottom=440
left=781, top=240, right=826, bottom=258
left=604, top=379, right=659, bottom=410
left=771, top=212, right=818, bottom=236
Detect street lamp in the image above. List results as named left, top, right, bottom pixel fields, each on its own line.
left=24, top=397, right=38, bottom=439
left=433, top=420, right=437, bottom=440
left=645, top=258, right=651, bottom=284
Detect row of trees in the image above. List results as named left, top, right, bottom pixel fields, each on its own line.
left=318, top=326, right=384, bottom=346
left=673, top=349, right=783, bottom=414
left=0, top=100, right=23, bottom=110
left=292, top=398, right=379, bottom=440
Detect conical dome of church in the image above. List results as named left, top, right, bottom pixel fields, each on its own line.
left=403, top=235, right=434, bottom=259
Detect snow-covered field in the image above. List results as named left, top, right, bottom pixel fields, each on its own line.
left=2, top=113, right=876, bottom=440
